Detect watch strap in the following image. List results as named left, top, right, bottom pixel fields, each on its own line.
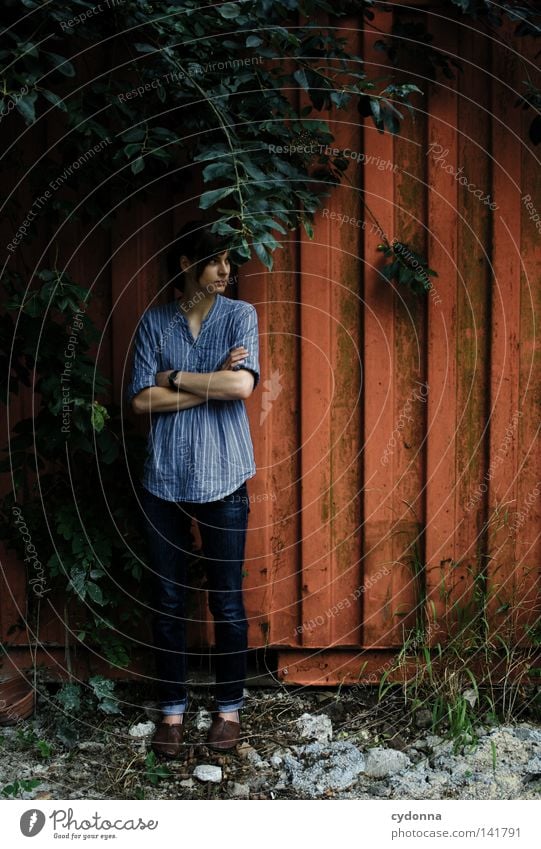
left=168, top=369, right=180, bottom=389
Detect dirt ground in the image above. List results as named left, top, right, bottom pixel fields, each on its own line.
left=1, top=678, right=540, bottom=800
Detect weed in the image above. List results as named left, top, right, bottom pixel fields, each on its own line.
left=374, top=511, right=540, bottom=758
left=143, top=751, right=171, bottom=785
left=1, top=778, right=41, bottom=798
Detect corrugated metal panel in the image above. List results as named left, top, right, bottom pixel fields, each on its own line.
left=1, top=5, right=539, bottom=685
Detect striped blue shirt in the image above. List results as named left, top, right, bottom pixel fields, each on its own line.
left=125, top=294, right=260, bottom=502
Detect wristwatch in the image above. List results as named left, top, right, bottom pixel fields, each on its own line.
left=168, top=369, right=181, bottom=390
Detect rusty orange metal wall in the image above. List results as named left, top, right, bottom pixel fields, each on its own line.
left=1, top=5, right=539, bottom=686
left=240, top=8, right=540, bottom=684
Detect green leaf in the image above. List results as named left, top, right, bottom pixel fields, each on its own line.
left=121, top=128, right=146, bottom=143
left=241, top=159, right=267, bottom=182
left=15, top=92, right=37, bottom=124
left=218, top=3, right=240, bottom=19
left=41, top=89, right=67, bottom=111
left=202, top=161, right=233, bottom=182
left=293, top=68, right=309, bottom=92
left=123, top=143, right=142, bottom=158
left=256, top=216, right=287, bottom=234
left=370, top=98, right=381, bottom=123
left=253, top=240, right=272, bottom=269
left=91, top=402, right=109, bottom=433
left=131, top=156, right=145, bottom=174
left=86, top=582, right=104, bottom=605
left=44, top=51, right=75, bottom=77
left=199, top=185, right=236, bottom=209
left=55, top=682, right=82, bottom=713
left=193, top=145, right=230, bottom=162
left=134, top=43, right=158, bottom=54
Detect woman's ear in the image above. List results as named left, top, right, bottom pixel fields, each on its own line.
left=179, top=254, right=191, bottom=273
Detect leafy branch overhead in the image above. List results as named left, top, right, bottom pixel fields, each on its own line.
left=2, top=1, right=539, bottom=268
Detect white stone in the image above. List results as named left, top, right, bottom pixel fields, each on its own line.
left=128, top=721, right=155, bottom=738
left=364, top=747, right=411, bottom=778
left=462, top=688, right=478, bottom=708
left=296, top=712, right=333, bottom=744
left=230, top=782, right=250, bottom=798
left=193, top=764, right=222, bottom=783
left=195, top=709, right=212, bottom=731
left=247, top=748, right=264, bottom=767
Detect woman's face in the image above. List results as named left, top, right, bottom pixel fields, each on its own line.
left=197, top=250, right=231, bottom=293
left=181, top=249, right=230, bottom=293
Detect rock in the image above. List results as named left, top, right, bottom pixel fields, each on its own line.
left=270, top=754, right=283, bottom=768
left=68, top=770, right=89, bottom=781
left=128, top=721, right=155, bottom=738
left=179, top=778, right=195, bottom=788
left=296, top=712, right=333, bottom=744
left=368, top=782, right=392, bottom=797
left=195, top=709, right=212, bottom=732
left=247, top=749, right=264, bottom=767
left=524, top=755, right=541, bottom=776
left=281, top=741, right=365, bottom=795
left=193, top=764, right=222, bottom=783
left=128, top=721, right=155, bottom=752
left=364, top=747, right=411, bottom=778
left=230, top=782, right=250, bottom=798
left=391, top=763, right=450, bottom=799
left=514, top=726, right=541, bottom=743
left=78, top=741, right=105, bottom=752
left=237, top=742, right=258, bottom=760
left=462, top=688, right=478, bottom=708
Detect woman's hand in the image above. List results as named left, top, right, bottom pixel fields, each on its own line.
left=155, top=370, right=173, bottom=388
left=154, top=347, right=249, bottom=388
left=220, top=346, right=249, bottom=371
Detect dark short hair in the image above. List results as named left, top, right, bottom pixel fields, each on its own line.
left=165, top=220, right=232, bottom=290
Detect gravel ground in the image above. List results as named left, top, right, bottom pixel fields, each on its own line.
left=1, top=682, right=540, bottom=800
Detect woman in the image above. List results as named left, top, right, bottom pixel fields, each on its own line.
left=125, top=220, right=260, bottom=757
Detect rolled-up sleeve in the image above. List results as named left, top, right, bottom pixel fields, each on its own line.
left=125, top=313, right=157, bottom=406
left=230, top=305, right=260, bottom=390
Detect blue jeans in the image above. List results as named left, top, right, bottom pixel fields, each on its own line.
left=139, top=481, right=250, bottom=715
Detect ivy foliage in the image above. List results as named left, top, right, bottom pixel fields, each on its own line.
left=1, top=0, right=425, bottom=269
left=0, top=268, right=149, bottom=669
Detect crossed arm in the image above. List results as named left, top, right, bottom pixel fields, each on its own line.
left=131, top=346, right=254, bottom=414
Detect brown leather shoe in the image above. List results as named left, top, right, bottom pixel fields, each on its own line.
left=206, top=714, right=241, bottom=751
left=151, top=721, right=185, bottom=759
